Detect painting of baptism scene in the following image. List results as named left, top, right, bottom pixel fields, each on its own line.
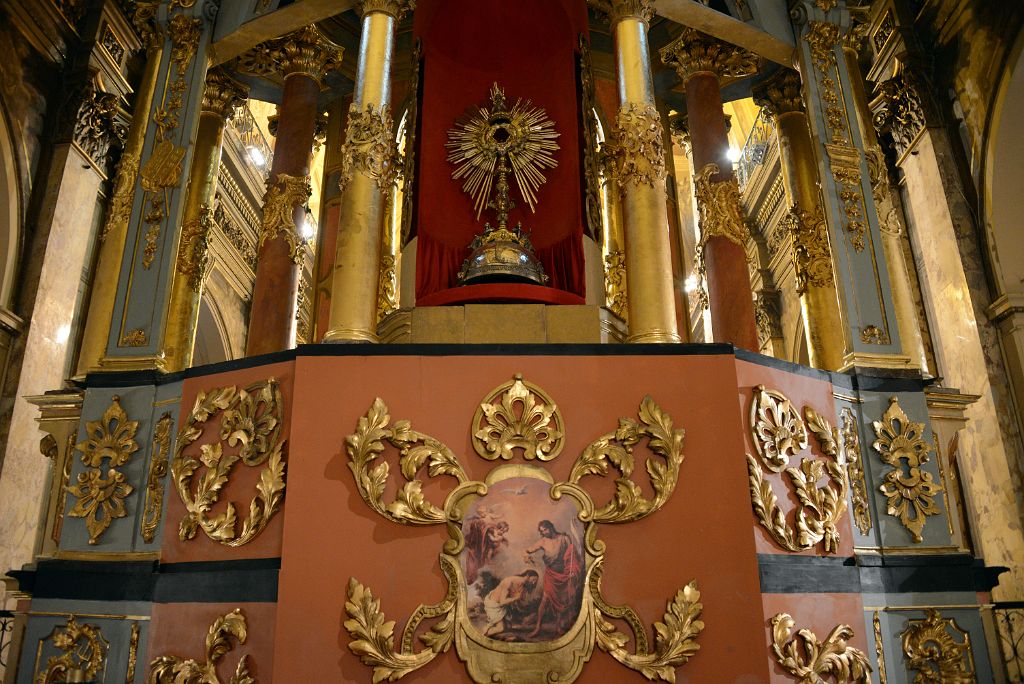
left=461, top=477, right=585, bottom=642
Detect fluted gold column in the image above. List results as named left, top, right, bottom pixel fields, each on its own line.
left=246, top=27, right=342, bottom=355
left=589, top=0, right=680, bottom=343
left=162, top=69, right=248, bottom=371
left=661, top=27, right=758, bottom=350
left=324, top=0, right=413, bottom=343
left=74, top=22, right=163, bottom=379
left=844, top=45, right=928, bottom=373
left=753, top=68, right=844, bottom=370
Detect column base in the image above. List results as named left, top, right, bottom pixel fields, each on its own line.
left=323, top=327, right=380, bottom=344
left=627, top=329, right=682, bottom=344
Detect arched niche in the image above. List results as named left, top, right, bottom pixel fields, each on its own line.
left=0, top=101, right=22, bottom=309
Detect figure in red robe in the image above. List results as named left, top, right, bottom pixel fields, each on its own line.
left=524, top=519, right=582, bottom=637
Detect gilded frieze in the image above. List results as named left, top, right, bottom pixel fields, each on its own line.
left=68, top=396, right=140, bottom=545
left=173, top=379, right=286, bottom=546
left=149, top=609, right=254, bottom=683
left=141, top=412, right=173, bottom=542
left=34, top=615, right=109, bottom=684
left=746, top=386, right=850, bottom=553
left=870, top=397, right=942, bottom=543
left=900, top=610, right=976, bottom=683
left=770, top=613, right=871, bottom=683
left=344, top=376, right=702, bottom=683
left=258, top=174, right=312, bottom=264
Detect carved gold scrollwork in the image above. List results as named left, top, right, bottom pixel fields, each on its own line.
left=172, top=380, right=287, bottom=546
left=176, top=203, right=214, bottom=293
left=770, top=613, right=872, bottom=683
left=693, top=164, right=750, bottom=249
left=568, top=396, right=684, bottom=524
left=259, top=173, right=312, bottom=264
left=608, top=103, right=666, bottom=192
left=341, top=104, right=399, bottom=195
left=746, top=386, right=850, bottom=553
left=343, top=377, right=701, bottom=682
left=871, top=396, right=942, bottom=543
left=900, top=609, right=976, bottom=683
left=347, top=398, right=468, bottom=525
left=841, top=407, right=872, bottom=536
left=68, top=396, right=140, bottom=544
left=591, top=561, right=704, bottom=680
left=141, top=412, right=173, bottom=542
left=149, top=609, right=254, bottom=684
left=472, top=374, right=564, bottom=461
left=603, top=250, right=627, bottom=321
left=35, top=615, right=109, bottom=684
left=782, top=204, right=835, bottom=294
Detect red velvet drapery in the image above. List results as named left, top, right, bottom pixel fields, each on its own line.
left=412, top=0, right=589, bottom=302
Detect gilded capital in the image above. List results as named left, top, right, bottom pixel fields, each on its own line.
left=660, top=27, right=759, bottom=83
left=752, top=68, right=804, bottom=119
left=355, top=0, right=415, bottom=20
left=871, top=73, right=927, bottom=157
left=133, top=0, right=161, bottom=46
left=238, top=26, right=343, bottom=85
left=587, top=0, right=654, bottom=26
left=202, top=69, right=249, bottom=119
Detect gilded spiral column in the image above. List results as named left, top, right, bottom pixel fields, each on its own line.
left=753, top=69, right=845, bottom=370
left=661, top=28, right=758, bottom=350
left=589, top=0, right=680, bottom=343
left=246, top=27, right=343, bottom=355
left=162, top=69, right=248, bottom=371
left=74, top=18, right=163, bottom=379
left=324, top=0, right=413, bottom=343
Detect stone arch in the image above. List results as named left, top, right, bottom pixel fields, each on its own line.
left=193, top=293, right=232, bottom=366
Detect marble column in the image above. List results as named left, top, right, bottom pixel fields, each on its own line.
left=163, top=69, right=248, bottom=371
left=246, top=27, right=342, bottom=356
left=588, top=0, right=680, bottom=343
left=753, top=68, right=844, bottom=370
left=324, top=0, right=413, bottom=343
left=661, top=27, right=758, bottom=350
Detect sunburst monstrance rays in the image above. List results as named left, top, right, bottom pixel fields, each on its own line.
left=446, top=83, right=560, bottom=220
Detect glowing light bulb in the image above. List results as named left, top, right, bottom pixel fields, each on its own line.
left=727, top=147, right=741, bottom=163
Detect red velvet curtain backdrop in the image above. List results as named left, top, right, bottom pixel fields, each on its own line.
left=413, top=0, right=589, bottom=301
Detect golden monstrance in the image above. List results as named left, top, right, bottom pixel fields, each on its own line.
left=446, top=83, right=560, bottom=285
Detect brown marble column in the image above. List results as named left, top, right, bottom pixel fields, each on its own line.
left=753, top=68, right=845, bottom=370
left=661, top=28, right=758, bottom=350
left=246, top=27, right=342, bottom=356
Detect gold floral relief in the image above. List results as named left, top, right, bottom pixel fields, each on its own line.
left=34, top=615, right=109, bottom=684
left=258, top=174, right=312, bottom=264
left=149, top=609, right=254, bottom=683
left=900, top=609, right=976, bottom=683
left=603, top=250, right=627, bottom=321
left=68, top=395, right=140, bottom=544
left=770, top=613, right=871, bottom=683
left=841, top=407, right=872, bottom=536
left=141, top=412, right=173, bottom=542
left=472, top=374, right=565, bottom=462
left=746, top=386, right=850, bottom=553
left=172, top=380, right=286, bottom=546
left=344, top=377, right=701, bottom=683
left=871, top=396, right=942, bottom=543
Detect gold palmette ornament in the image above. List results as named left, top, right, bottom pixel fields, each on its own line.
left=447, top=83, right=559, bottom=285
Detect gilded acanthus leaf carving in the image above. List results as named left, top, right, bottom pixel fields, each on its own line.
left=693, top=163, right=750, bottom=249
left=347, top=398, right=468, bottom=525
left=871, top=396, right=942, bottom=543
left=173, top=380, right=287, bottom=546
left=900, top=609, right=976, bottom=683
left=68, top=395, right=140, bottom=544
left=258, top=174, right=312, bottom=264
left=770, top=613, right=871, bottom=683
left=603, top=250, right=627, bottom=321
left=607, top=103, right=665, bottom=192
left=746, top=387, right=850, bottom=553
left=342, top=104, right=399, bottom=195
left=841, top=407, right=872, bottom=535
left=35, top=615, right=108, bottom=684
left=568, top=396, right=684, bottom=523
left=149, top=609, right=254, bottom=684
left=472, top=374, right=564, bottom=461
left=141, top=412, right=173, bottom=542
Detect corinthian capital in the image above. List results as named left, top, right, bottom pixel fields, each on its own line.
left=237, top=26, right=344, bottom=85
left=588, top=0, right=654, bottom=27
left=660, top=27, right=759, bottom=83
left=355, top=0, right=416, bottom=20
left=202, top=68, right=250, bottom=119
left=751, top=68, right=805, bottom=119
left=871, top=72, right=927, bottom=157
